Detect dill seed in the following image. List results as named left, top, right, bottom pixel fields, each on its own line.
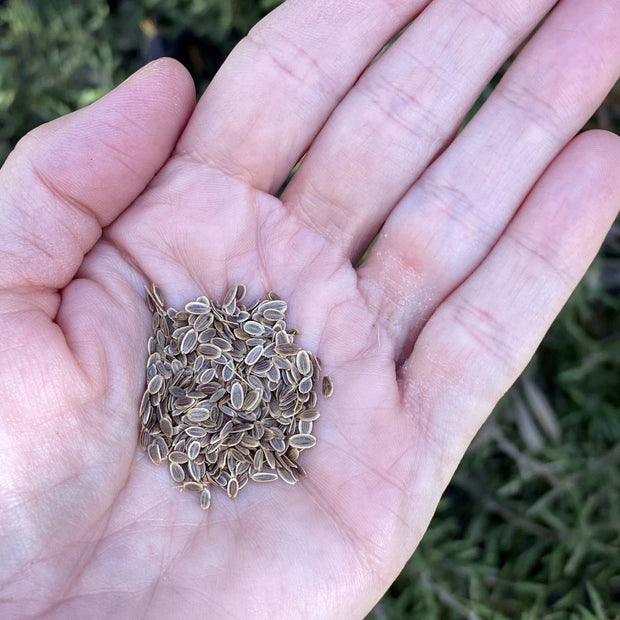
left=138, top=283, right=331, bottom=510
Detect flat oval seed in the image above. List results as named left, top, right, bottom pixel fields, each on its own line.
left=295, top=350, right=312, bottom=376
left=299, top=408, right=320, bottom=421
left=147, top=443, right=162, bottom=465
left=180, top=329, right=198, bottom=354
left=200, top=487, right=211, bottom=509
left=198, top=343, right=222, bottom=359
left=322, top=375, right=334, bottom=398
left=185, top=301, right=211, bottom=314
left=250, top=470, right=278, bottom=482
left=187, top=408, right=211, bottom=423
left=230, top=382, right=244, bottom=410
left=169, top=451, right=189, bottom=464
left=169, top=462, right=185, bottom=483
left=274, top=343, right=301, bottom=356
left=223, top=285, right=238, bottom=308
left=289, top=434, right=317, bottom=449
left=183, top=481, right=203, bottom=493
left=227, top=477, right=239, bottom=499
left=187, top=440, right=201, bottom=460
left=185, top=426, right=207, bottom=438
left=243, top=320, right=265, bottom=336
left=147, top=374, right=163, bottom=394
left=278, top=467, right=298, bottom=485
left=298, top=376, right=313, bottom=394
left=159, top=416, right=173, bottom=437
left=242, top=389, right=262, bottom=411
left=245, top=345, right=263, bottom=366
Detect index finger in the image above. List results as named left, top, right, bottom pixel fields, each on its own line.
left=175, top=0, right=428, bottom=193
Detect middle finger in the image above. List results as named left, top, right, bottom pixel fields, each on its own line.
left=281, top=0, right=556, bottom=261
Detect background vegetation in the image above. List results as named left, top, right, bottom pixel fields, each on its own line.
left=2, top=1, right=619, bottom=617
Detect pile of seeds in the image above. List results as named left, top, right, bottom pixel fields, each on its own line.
left=139, top=283, right=332, bottom=510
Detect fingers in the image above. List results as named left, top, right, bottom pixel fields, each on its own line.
left=401, top=130, right=620, bottom=485
left=282, top=0, right=556, bottom=259
left=358, top=0, right=620, bottom=350
left=0, top=58, right=195, bottom=292
left=174, top=0, right=429, bottom=193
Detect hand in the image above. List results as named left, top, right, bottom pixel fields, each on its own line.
left=1, top=1, right=619, bottom=617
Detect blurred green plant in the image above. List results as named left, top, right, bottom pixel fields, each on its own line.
left=1, top=1, right=619, bottom=617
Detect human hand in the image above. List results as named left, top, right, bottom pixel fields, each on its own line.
left=1, top=1, right=619, bottom=618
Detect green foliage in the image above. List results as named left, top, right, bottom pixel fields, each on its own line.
left=1, top=2, right=619, bottom=617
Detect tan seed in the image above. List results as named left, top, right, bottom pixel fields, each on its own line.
left=169, top=462, right=185, bottom=483
left=147, top=374, right=163, bottom=394
left=322, top=375, right=334, bottom=399
left=250, top=470, right=278, bottom=482
left=200, top=487, right=211, bottom=509
left=289, top=434, right=317, bottom=449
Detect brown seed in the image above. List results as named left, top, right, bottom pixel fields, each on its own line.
left=223, top=285, right=238, bottom=309
left=180, top=329, right=198, bottom=354
left=230, top=382, right=244, bottom=410
left=296, top=350, right=312, bottom=376
left=147, top=374, right=163, bottom=394
left=187, top=440, right=201, bottom=460
left=147, top=443, right=162, bottom=465
left=299, top=408, right=320, bottom=421
left=183, top=481, right=203, bottom=493
left=278, top=467, right=298, bottom=485
left=200, top=487, right=211, bottom=509
left=169, top=462, right=185, bottom=483
left=242, top=320, right=265, bottom=336
left=159, top=416, right=174, bottom=438
left=322, top=375, right=334, bottom=399
left=275, top=343, right=301, bottom=356
left=169, top=451, right=189, bottom=464
left=250, top=470, right=278, bottom=482
left=245, top=345, right=263, bottom=366
left=289, top=434, right=317, bottom=449
left=185, top=301, right=211, bottom=314
left=198, top=343, right=221, bottom=359
left=227, top=477, right=239, bottom=499
left=298, top=376, right=313, bottom=394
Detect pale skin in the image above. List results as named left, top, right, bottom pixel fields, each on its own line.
left=1, top=0, right=619, bottom=617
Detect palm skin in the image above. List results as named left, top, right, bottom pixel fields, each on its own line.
left=2, top=1, right=620, bottom=618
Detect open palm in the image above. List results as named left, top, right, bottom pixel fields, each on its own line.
left=2, top=1, right=620, bottom=618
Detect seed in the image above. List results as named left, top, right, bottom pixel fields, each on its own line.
left=227, top=477, right=239, bottom=499
left=183, top=481, right=203, bottom=493
left=198, top=343, right=221, bottom=359
left=243, top=321, right=264, bottom=336
left=200, top=487, right=211, bottom=509
left=147, top=374, right=163, bottom=394
left=289, top=434, right=317, bottom=449
left=169, top=451, right=189, bottom=464
left=187, top=408, right=211, bottom=422
left=147, top=443, right=162, bottom=465
left=250, top=470, right=278, bottom=482
left=295, top=350, right=311, bottom=376
left=275, top=343, right=301, bottom=356
left=179, top=329, right=197, bottom=355
left=230, top=382, right=244, bottom=410
left=299, top=408, right=320, bottom=421
left=322, top=375, right=334, bottom=399
left=187, top=440, right=201, bottom=460
left=159, top=416, right=173, bottom=437
left=185, top=301, right=210, bottom=314
left=278, top=467, right=298, bottom=485
left=223, top=285, right=238, bottom=309
left=169, top=462, right=185, bottom=483
left=245, top=345, right=263, bottom=366
left=298, top=376, right=313, bottom=394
